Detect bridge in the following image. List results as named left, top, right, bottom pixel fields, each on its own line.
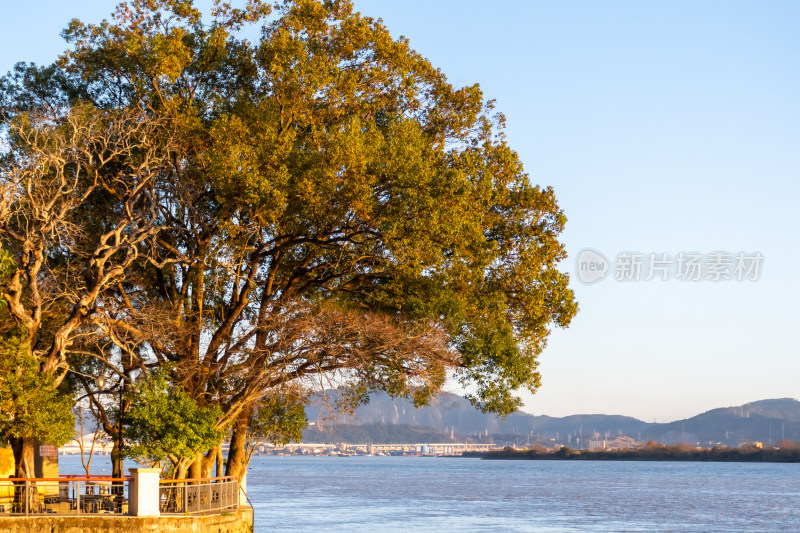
left=260, top=442, right=499, bottom=455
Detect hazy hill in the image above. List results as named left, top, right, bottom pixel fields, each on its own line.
left=76, top=390, right=800, bottom=446
left=642, top=398, right=800, bottom=445
left=717, top=398, right=800, bottom=422
left=304, top=393, right=800, bottom=446
left=305, top=391, right=648, bottom=442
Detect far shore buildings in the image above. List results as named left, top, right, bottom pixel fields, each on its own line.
left=60, top=434, right=114, bottom=456
left=586, top=435, right=640, bottom=451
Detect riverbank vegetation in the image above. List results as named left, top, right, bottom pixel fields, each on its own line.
left=481, top=440, right=800, bottom=462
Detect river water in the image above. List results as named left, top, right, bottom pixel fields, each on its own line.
left=58, top=454, right=800, bottom=531
left=245, top=456, right=800, bottom=532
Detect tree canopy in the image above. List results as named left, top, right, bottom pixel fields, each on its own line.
left=0, top=0, right=576, bottom=478
left=124, top=369, right=223, bottom=477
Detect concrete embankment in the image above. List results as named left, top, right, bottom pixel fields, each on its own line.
left=0, top=507, right=253, bottom=533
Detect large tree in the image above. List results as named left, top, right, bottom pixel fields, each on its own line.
left=0, top=0, right=576, bottom=480
left=0, top=102, right=175, bottom=476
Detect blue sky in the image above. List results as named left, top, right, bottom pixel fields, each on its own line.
left=2, top=1, right=798, bottom=422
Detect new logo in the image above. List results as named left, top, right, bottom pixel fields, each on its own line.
left=577, top=248, right=609, bottom=284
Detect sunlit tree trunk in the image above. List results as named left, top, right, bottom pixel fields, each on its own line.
left=110, top=442, right=123, bottom=480
left=225, top=406, right=252, bottom=481
left=9, top=437, right=37, bottom=511
left=175, top=461, right=190, bottom=481
left=189, top=450, right=202, bottom=479
left=10, top=436, right=35, bottom=478
left=215, top=446, right=224, bottom=478
left=200, top=447, right=219, bottom=478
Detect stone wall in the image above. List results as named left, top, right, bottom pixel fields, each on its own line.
left=0, top=507, right=253, bottom=533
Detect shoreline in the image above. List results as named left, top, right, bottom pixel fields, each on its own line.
left=472, top=446, right=800, bottom=463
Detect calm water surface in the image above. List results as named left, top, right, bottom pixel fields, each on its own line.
left=57, top=454, right=800, bottom=532
left=245, top=456, right=800, bottom=532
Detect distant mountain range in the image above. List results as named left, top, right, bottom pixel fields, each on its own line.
left=641, top=398, right=800, bottom=446
left=304, top=392, right=800, bottom=447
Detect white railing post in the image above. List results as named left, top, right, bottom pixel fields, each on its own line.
left=128, top=468, right=161, bottom=516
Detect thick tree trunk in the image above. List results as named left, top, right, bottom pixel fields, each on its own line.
left=9, top=436, right=37, bottom=512
left=215, top=446, right=224, bottom=478
left=225, top=406, right=252, bottom=481
left=110, top=439, right=123, bottom=479
left=188, top=450, right=202, bottom=479
left=10, top=436, right=35, bottom=478
left=175, top=459, right=190, bottom=480
left=200, top=446, right=218, bottom=478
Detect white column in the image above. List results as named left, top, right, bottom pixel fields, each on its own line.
left=128, top=467, right=161, bottom=516
left=239, top=472, right=248, bottom=506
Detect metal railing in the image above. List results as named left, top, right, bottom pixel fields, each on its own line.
left=0, top=475, right=129, bottom=515
left=159, top=476, right=239, bottom=515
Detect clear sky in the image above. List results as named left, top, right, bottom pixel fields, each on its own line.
left=2, top=1, right=798, bottom=422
